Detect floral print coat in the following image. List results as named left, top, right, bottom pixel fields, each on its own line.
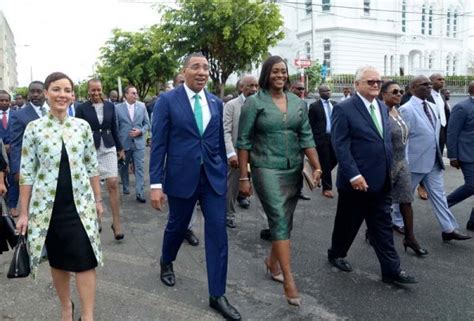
left=20, top=114, right=103, bottom=277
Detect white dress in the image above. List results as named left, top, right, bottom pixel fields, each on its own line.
left=93, top=103, right=118, bottom=179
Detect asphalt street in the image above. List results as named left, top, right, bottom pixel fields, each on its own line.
left=1, top=153, right=473, bottom=321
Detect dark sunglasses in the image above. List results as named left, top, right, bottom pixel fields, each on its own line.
left=391, top=89, right=404, bottom=95
left=364, top=80, right=383, bottom=86
left=295, top=87, right=305, bottom=91
left=419, top=82, right=432, bottom=87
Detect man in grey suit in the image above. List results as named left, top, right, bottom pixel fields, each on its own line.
left=447, top=81, right=474, bottom=231
left=399, top=75, right=471, bottom=242
left=223, top=75, right=258, bottom=228
left=116, top=85, right=150, bottom=203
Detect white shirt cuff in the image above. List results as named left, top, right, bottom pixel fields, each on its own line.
left=150, top=184, right=162, bottom=189
left=227, top=151, right=237, bottom=159
left=350, top=175, right=362, bottom=183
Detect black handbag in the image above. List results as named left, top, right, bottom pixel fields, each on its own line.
left=7, top=235, right=30, bottom=278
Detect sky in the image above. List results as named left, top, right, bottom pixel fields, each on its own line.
left=0, top=0, right=166, bottom=86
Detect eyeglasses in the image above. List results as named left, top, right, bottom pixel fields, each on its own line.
left=364, top=80, right=383, bottom=87
left=419, top=82, right=432, bottom=87
left=295, top=87, right=305, bottom=91
left=391, top=89, right=404, bottom=95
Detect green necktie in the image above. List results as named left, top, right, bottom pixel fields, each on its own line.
left=369, top=104, right=383, bottom=137
left=193, top=94, right=203, bottom=135
left=40, top=106, right=47, bottom=117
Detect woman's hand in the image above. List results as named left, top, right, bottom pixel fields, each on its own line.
left=16, top=212, right=28, bottom=236
left=239, top=180, right=253, bottom=197
left=312, top=169, right=322, bottom=188
left=0, top=182, right=7, bottom=196
left=95, top=201, right=104, bottom=220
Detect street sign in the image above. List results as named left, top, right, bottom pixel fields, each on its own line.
left=294, top=59, right=311, bottom=68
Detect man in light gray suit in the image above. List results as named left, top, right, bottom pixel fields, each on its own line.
left=447, top=81, right=474, bottom=231
left=116, top=85, right=150, bottom=203
left=399, top=75, right=471, bottom=242
left=223, top=75, right=258, bottom=228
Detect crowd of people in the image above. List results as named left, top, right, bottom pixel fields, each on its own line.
left=0, top=54, right=473, bottom=320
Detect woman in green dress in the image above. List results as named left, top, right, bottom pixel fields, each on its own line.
left=237, top=56, right=322, bottom=306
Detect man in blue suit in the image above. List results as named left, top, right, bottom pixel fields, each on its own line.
left=150, top=53, right=241, bottom=320
left=328, top=66, right=416, bottom=285
left=399, top=75, right=471, bottom=241
left=0, top=90, right=12, bottom=144
left=115, top=85, right=150, bottom=203
left=8, top=81, right=46, bottom=214
left=446, top=81, right=474, bottom=231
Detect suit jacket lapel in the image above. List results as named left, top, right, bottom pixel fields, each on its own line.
left=88, top=102, right=100, bottom=128
left=318, top=100, right=327, bottom=129
left=353, top=95, right=382, bottom=139
left=204, top=91, right=217, bottom=136
left=26, top=103, right=40, bottom=120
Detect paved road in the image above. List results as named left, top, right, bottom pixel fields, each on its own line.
left=1, top=154, right=473, bottom=320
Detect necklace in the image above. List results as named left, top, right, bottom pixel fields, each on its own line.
left=389, top=110, right=408, bottom=145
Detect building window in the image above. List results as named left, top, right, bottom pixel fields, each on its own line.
left=421, top=4, right=426, bottom=35
left=428, top=6, right=433, bottom=35
left=428, top=54, right=433, bottom=69
left=390, top=56, right=394, bottom=75
left=446, top=55, right=451, bottom=75
left=305, top=41, right=311, bottom=59
left=363, top=0, right=370, bottom=15
left=305, top=0, right=312, bottom=15
left=322, top=0, right=331, bottom=12
left=453, top=56, right=457, bottom=75
left=453, top=10, right=458, bottom=38
left=446, top=9, right=451, bottom=37
left=384, top=55, right=388, bottom=75
left=323, top=39, right=331, bottom=74
left=401, top=0, right=407, bottom=32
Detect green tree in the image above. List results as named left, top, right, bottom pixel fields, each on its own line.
left=13, top=87, right=28, bottom=99
left=305, top=61, right=323, bottom=93
left=96, top=27, right=178, bottom=99
left=159, top=0, right=284, bottom=97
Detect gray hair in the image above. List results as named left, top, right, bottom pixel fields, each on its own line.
left=354, top=65, right=379, bottom=82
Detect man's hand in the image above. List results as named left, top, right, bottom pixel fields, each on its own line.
left=228, top=155, right=239, bottom=169
left=239, top=180, right=253, bottom=197
left=129, top=128, right=142, bottom=138
left=14, top=172, right=19, bottom=183
left=312, top=169, right=322, bottom=188
left=151, top=189, right=166, bottom=211
left=117, top=149, right=125, bottom=160
left=351, top=176, right=369, bottom=192
left=450, top=159, right=460, bottom=169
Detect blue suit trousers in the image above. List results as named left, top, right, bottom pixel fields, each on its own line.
left=447, top=162, right=474, bottom=222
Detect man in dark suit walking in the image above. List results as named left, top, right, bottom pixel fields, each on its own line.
left=327, top=66, right=416, bottom=285
left=9, top=81, right=46, bottom=215
left=309, top=85, right=338, bottom=198
left=447, top=81, right=474, bottom=231
left=149, top=53, right=241, bottom=320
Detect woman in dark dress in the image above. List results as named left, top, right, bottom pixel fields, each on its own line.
left=17, top=72, right=103, bottom=321
left=381, top=81, right=427, bottom=256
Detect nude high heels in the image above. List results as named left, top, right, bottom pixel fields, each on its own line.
left=264, top=258, right=284, bottom=283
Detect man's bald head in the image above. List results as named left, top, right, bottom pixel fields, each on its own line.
left=410, top=75, right=432, bottom=100
left=318, top=85, right=331, bottom=100
left=469, top=81, right=474, bottom=96
left=429, top=73, right=445, bottom=91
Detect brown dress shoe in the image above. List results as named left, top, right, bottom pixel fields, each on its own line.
left=322, top=190, right=334, bottom=198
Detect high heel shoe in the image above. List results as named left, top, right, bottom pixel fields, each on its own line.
left=284, top=281, right=302, bottom=307
left=403, top=238, right=428, bottom=256
left=111, top=224, right=125, bottom=240
left=264, top=258, right=284, bottom=283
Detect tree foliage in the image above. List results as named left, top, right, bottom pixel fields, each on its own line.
left=96, top=27, right=178, bottom=99
left=159, top=0, right=284, bottom=97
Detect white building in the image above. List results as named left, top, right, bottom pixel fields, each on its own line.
left=0, top=11, right=17, bottom=91
left=273, top=0, right=473, bottom=76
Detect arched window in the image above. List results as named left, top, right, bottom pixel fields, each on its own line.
left=323, top=39, right=331, bottom=74
left=384, top=55, right=388, bottom=75
left=390, top=56, right=394, bottom=75
left=305, top=41, right=311, bottom=59
left=452, top=55, right=457, bottom=75
left=446, top=54, right=451, bottom=75
left=428, top=53, right=433, bottom=69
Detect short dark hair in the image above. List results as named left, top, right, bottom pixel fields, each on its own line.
left=183, top=52, right=206, bottom=68
left=28, top=80, right=44, bottom=91
left=124, top=85, right=137, bottom=95
left=44, top=72, right=73, bottom=90
left=380, top=80, right=398, bottom=93
left=0, top=90, right=11, bottom=100
left=87, top=78, right=102, bottom=89
left=258, top=56, right=290, bottom=91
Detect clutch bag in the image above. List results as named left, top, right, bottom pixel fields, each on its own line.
left=7, top=235, right=30, bottom=279
left=302, top=158, right=316, bottom=191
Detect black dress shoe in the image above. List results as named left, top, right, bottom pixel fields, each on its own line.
left=184, top=229, right=199, bottom=246
left=237, top=196, right=250, bottom=209
left=298, top=192, right=311, bottom=200
left=466, top=221, right=474, bottom=231
left=260, top=229, right=271, bottom=241
left=328, top=257, right=353, bottom=272
left=160, top=259, right=175, bottom=287
left=226, top=218, right=237, bottom=229
left=136, top=195, right=146, bottom=203
left=442, top=230, right=472, bottom=242
left=209, top=296, right=241, bottom=321
left=382, top=270, right=417, bottom=285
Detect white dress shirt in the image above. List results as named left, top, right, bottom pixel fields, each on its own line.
left=183, top=83, right=211, bottom=132
left=431, top=89, right=446, bottom=127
